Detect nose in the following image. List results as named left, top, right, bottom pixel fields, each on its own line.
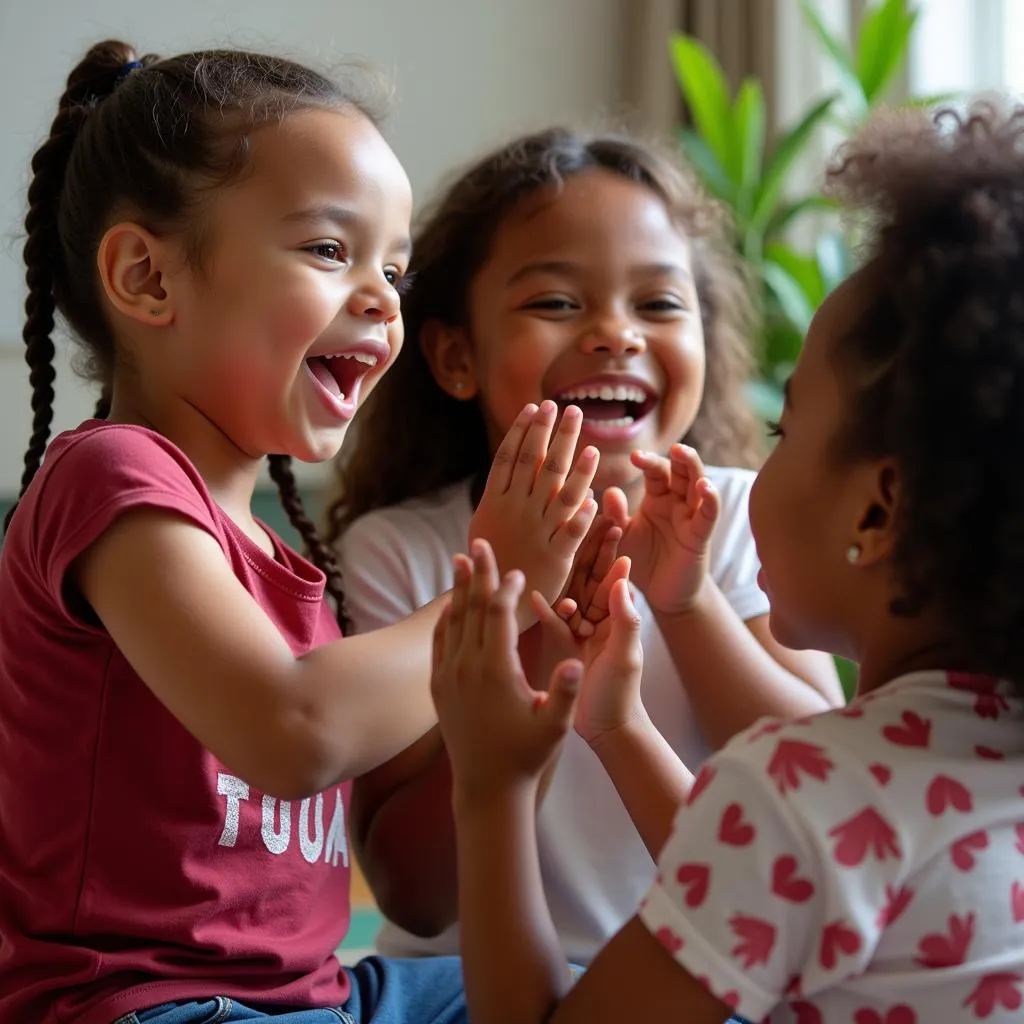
left=348, top=272, right=401, bottom=325
left=579, top=320, right=647, bottom=357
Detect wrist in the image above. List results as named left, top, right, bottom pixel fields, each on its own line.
left=451, top=776, right=539, bottom=821
left=650, top=574, right=718, bottom=620
left=583, top=706, right=652, bottom=756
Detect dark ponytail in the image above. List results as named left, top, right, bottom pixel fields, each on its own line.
left=268, top=455, right=350, bottom=634
left=4, top=43, right=141, bottom=531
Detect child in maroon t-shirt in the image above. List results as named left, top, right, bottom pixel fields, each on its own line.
left=0, top=39, right=607, bottom=1024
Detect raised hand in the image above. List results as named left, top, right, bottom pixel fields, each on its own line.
left=533, top=557, right=644, bottom=747
left=431, top=540, right=583, bottom=804
left=603, top=443, right=720, bottom=616
left=469, top=402, right=599, bottom=630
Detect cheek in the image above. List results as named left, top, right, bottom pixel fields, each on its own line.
left=475, top=328, right=561, bottom=431
left=656, top=330, right=706, bottom=425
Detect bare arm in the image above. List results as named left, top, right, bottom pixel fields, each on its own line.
left=655, top=585, right=843, bottom=749
left=588, top=715, right=694, bottom=860
left=77, top=509, right=444, bottom=800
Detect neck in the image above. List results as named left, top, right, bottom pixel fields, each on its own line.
left=105, top=388, right=265, bottom=527
left=854, top=620, right=972, bottom=698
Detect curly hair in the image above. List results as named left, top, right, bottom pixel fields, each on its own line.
left=826, top=101, right=1024, bottom=679
left=326, top=127, right=762, bottom=543
left=4, top=40, right=384, bottom=631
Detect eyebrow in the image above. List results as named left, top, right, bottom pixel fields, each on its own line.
left=505, top=260, right=692, bottom=287
left=284, top=203, right=412, bottom=255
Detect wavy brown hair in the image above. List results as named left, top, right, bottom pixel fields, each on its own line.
left=5, top=40, right=383, bottom=629
left=826, top=102, right=1024, bottom=680
left=326, top=127, right=762, bottom=543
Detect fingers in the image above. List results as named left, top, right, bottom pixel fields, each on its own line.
left=481, top=403, right=538, bottom=498
left=445, top=553, right=473, bottom=657
left=577, top=555, right=631, bottom=638
left=690, top=477, right=721, bottom=544
left=630, top=450, right=671, bottom=498
left=542, top=659, right=583, bottom=734
left=568, top=522, right=623, bottom=633
left=531, top=590, right=576, bottom=650
left=543, top=444, right=599, bottom=535
left=670, top=443, right=704, bottom=509
left=607, top=576, right=644, bottom=673
left=509, top=400, right=558, bottom=495
left=482, top=568, right=525, bottom=673
left=564, top=514, right=615, bottom=612
left=534, top=405, right=583, bottom=508
left=466, top=539, right=501, bottom=646
left=550, top=495, right=598, bottom=561
left=601, top=487, right=630, bottom=529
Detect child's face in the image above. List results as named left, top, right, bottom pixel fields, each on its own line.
left=155, top=108, right=413, bottom=464
left=461, top=170, right=705, bottom=493
left=749, top=274, right=881, bottom=658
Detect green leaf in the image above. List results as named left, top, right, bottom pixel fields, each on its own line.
left=766, top=194, right=840, bottom=237
left=678, top=128, right=736, bottom=204
left=733, top=77, right=766, bottom=224
left=856, top=0, right=918, bottom=104
left=800, top=0, right=868, bottom=120
left=766, top=242, right=826, bottom=309
left=669, top=33, right=738, bottom=181
left=748, top=94, right=836, bottom=242
left=814, top=231, right=852, bottom=293
left=763, top=258, right=817, bottom=336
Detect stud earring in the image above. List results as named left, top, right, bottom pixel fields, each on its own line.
left=149, top=309, right=161, bottom=317
left=846, top=544, right=862, bottom=564
left=454, top=381, right=465, bottom=393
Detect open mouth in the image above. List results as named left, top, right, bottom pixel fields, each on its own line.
left=305, top=350, right=379, bottom=405
left=554, top=382, right=658, bottom=428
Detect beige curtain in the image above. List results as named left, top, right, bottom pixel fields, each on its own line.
left=624, top=0, right=779, bottom=141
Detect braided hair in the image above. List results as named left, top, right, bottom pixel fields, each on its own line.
left=5, top=40, right=376, bottom=629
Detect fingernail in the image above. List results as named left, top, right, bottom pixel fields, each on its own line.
left=539, top=399, right=556, bottom=415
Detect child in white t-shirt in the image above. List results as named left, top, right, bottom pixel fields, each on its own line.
left=431, top=103, right=1024, bottom=1023
left=325, top=128, right=843, bottom=962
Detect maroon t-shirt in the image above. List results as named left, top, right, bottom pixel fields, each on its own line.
left=0, top=422, right=352, bottom=1024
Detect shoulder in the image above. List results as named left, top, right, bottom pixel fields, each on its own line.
left=338, top=479, right=473, bottom=564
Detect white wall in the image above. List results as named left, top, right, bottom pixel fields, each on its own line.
left=0, top=0, right=625, bottom=489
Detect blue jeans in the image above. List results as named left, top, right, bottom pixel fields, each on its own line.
left=114, top=956, right=466, bottom=1024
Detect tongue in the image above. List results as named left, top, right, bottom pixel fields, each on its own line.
left=308, top=357, right=342, bottom=398
left=575, top=397, right=630, bottom=420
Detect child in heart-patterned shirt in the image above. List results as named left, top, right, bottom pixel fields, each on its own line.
left=426, top=100, right=1024, bottom=1024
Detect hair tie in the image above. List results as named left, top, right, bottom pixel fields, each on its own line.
left=116, top=60, right=144, bottom=81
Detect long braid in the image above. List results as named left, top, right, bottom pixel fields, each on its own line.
left=3, top=100, right=83, bottom=533
left=268, top=454, right=351, bottom=634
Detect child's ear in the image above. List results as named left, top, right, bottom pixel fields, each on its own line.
left=420, top=320, right=478, bottom=399
left=850, top=461, right=900, bottom=567
left=96, top=221, right=176, bottom=327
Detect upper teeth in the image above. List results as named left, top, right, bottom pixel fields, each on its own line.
left=324, top=351, right=378, bottom=366
left=558, top=384, right=648, bottom=403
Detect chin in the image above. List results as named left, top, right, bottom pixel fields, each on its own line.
left=290, top=425, right=352, bottom=465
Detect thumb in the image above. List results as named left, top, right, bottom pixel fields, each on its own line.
left=543, top=659, right=583, bottom=732
left=602, top=487, right=630, bottom=529
left=608, top=578, right=643, bottom=662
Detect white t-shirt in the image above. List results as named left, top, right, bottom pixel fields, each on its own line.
left=337, top=467, right=770, bottom=964
left=641, top=670, right=1024, bottom=1022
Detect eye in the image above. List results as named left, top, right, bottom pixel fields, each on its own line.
left=639, top=296, right=687, bottom=314
left=765, top=419, right=783, bottom=438
left=522, top=298, right=579, bottom=313
left=306, top=242, right=346, bottom=264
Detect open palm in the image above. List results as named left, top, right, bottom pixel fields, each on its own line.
left=606, top=444, right=720, bottom=616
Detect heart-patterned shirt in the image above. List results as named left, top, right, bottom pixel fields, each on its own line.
left=639, top=670, right=1024, bottom=1023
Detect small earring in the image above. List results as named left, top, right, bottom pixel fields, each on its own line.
left=846, top=544, right=862, bottom=564
left=149, top=309, right=161, bottom=317
left=454, top=381, right=465, bottom=393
